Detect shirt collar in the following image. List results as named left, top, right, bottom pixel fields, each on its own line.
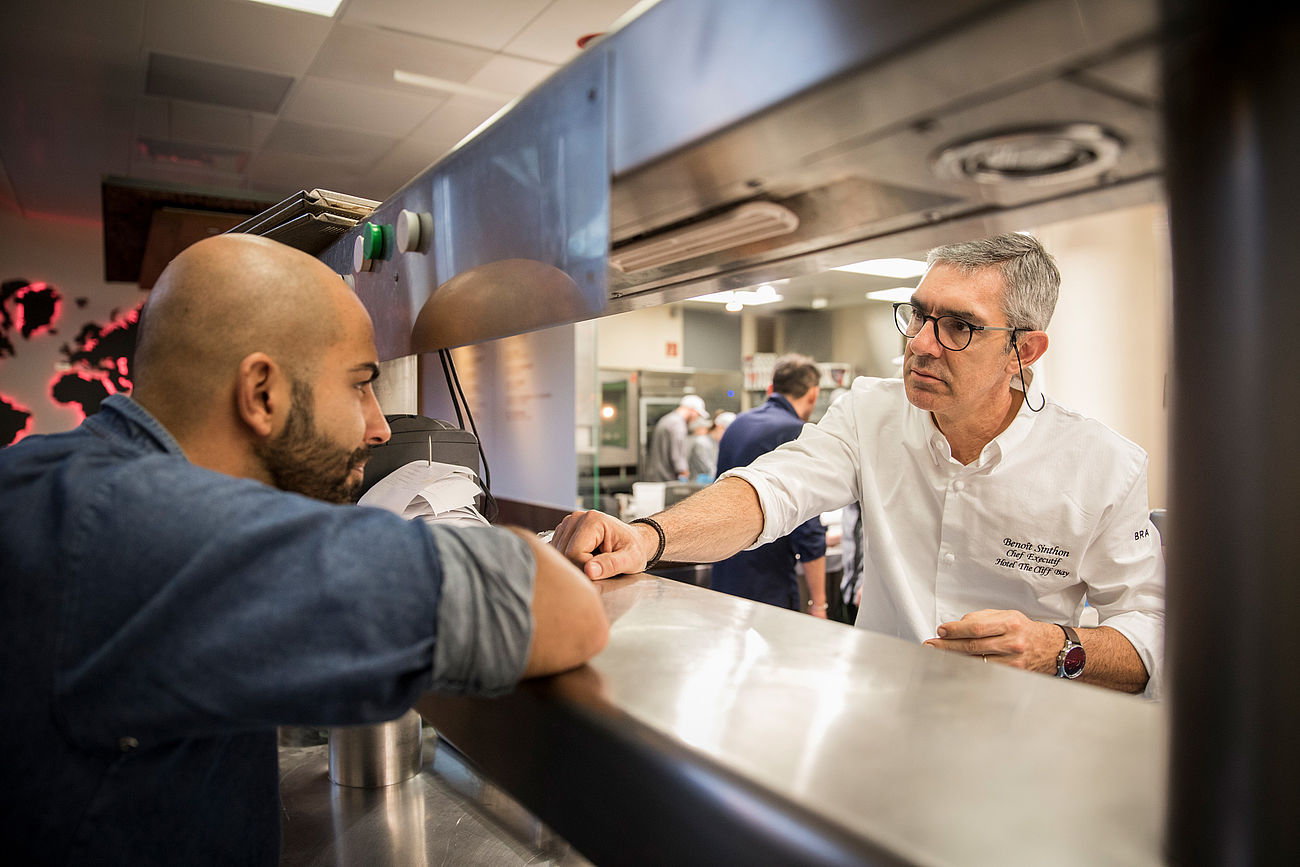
left=87, top=394, right=188, bottom=457
left=767, top=393, right=800, bottom=418
left=905, top=371, right=1043, bottom=468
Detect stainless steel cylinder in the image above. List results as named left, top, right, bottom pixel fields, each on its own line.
left=328, top=709, right=424, bottom=788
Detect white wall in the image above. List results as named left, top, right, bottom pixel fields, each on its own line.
left=421, top=323, right=578, bottom=510
left=594, top=303, right=684, bottom=369
left=0, top=212, right=148, bottom=438
left=1033, top=203, right=1171, bottom=508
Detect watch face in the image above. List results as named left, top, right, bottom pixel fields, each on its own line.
left=1062, top=645, right=1086, bottom=678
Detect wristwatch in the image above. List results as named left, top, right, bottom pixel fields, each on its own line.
left=1055, top=624, right=1086, bottom=679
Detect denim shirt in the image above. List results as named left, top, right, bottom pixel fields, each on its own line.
left=0, top=396, right=534, bottom=865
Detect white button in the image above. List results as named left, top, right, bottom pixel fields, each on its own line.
left=953, top=480, right=965, bottom=492
left=943, top=552, right=956, bottom=564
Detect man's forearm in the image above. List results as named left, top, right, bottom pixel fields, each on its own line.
left=652, top=476, right=765, bottom=563
left=1075, top=625, right=1149, bottom=694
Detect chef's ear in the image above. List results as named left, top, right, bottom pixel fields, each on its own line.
left=1010, top=330, right=1048, bottom=368
left=235, top=352, right=288, bottom=439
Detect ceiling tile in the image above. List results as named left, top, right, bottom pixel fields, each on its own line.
left=467, top=54, right=558, bottom=97
left=135, top=97, right=172, bottom=142
left=504, top=0, right=645, bottom=64
left=0, top=156, right=21, bottom=216
left=143, top=0, right=333, bottom=77
left=261, top=120, right=398, bottom=166
left=281, top=76, right=444, bottom=139
left=0, top=0, right=147, bottom=45
left=308, top=23, right=494, bottom=93
left=146, top=52, right=294, bottom=114
left=246, top=150, right=380, bottom=201
left=343, top=0, right=551, bottom=52
left=363, top=136, right=452, bottom=193
left=170, top=101, right=278, bottom=151
left=0, top=21, right=144, bottom=99
left=0, top=86, right=135, bottom=220
left=408, top=95, right=507, bottom=148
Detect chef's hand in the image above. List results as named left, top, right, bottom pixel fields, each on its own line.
left=923, top=609, right=1060, bottom=673
left=550, top=510, right=658, bottom=581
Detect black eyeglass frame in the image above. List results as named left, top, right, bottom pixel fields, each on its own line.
left=891, top=301, right=1020, bottom=352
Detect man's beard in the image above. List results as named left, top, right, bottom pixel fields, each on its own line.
left=255, top=379, right=370, bottom=504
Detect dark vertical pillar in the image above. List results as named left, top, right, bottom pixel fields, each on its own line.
left=1163, top=1, right=1300, bottom=861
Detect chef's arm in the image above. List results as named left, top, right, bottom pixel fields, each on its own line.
left=551, top=477, right=764, bottom=580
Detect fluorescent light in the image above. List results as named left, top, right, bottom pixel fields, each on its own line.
left=690, top=288, right=785, bottom=309
left=865, top=286, right=916, bottom=303
left=393, top=69, right=517, bottom=103
left=247, top=0, right=343, bottom=17
left=610, top=202, right=800, bottom=273
left=834, top=257, right=927, bottom=278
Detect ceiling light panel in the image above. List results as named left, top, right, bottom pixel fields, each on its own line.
left=248, top=0, right=344, bottom=16
left=865, top=287, right=917, bottom=303
left=833, top=257, right=927, bottom=278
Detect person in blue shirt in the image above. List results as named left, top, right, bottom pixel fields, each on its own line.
left=0, top=234, right=608, bottom=866
left=710, top=355, right=828, bottom=616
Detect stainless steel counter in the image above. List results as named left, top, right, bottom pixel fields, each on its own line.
left=418, top=575, right=1167, bottom=866
left=279, top=729, right=592, bottom=866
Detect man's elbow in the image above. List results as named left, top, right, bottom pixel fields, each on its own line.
left=523, top=598, right=609, bottom=678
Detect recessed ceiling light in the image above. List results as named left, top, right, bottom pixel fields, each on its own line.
left=833, top=257, right=927, bottom=278
left=865, top=286, right=916, bottom=303
left=248, top=0, right=344, bottom=17
left=690, top=287, right=784, bottom=309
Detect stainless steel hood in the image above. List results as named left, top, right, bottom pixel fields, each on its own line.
left=315, top=0, right=1164, bottom=357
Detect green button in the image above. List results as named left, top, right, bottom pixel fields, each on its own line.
left=361, top=222, right=389, bottom=260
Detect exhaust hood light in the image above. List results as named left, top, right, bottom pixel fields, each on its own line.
left=834, top=258, right=927, bottom=278
left=610, top=202, right=800, bottom=273
left=866, top=286, right=917, bottom=303
left=248, top=0, right=343, bottom=16
left=932, top=123, right=1124, bottom=186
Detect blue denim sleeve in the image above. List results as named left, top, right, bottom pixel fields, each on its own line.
left=423, top=524, right=534, bottom=695
left=53, top=457, right=532, bottom=750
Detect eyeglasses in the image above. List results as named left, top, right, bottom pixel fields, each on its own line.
left=892, top=302, right=1018, bottom=352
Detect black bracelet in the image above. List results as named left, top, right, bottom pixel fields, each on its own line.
left=630, top=517, right=666, bottom=570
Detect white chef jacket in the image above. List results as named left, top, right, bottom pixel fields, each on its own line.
left=720, top=375, right=1165, bottom=697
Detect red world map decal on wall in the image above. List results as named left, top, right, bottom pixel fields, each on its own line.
left=1, top=279, right=141, bottom=447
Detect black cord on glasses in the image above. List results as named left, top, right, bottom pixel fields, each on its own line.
left=1011, top=332, right=1045, bottom=413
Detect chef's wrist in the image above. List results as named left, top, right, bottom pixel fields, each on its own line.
left=630, top=516, right=666, bottom=570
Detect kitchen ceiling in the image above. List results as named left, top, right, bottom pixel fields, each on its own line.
left=0, top=0, right=644, bottom=223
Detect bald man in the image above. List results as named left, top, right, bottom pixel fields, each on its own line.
left=0, top=234, right=608, bottom=865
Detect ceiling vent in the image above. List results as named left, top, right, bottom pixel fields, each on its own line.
left=146, top=52, right=294, bottom=114
left=931, top=123, right=1124, bottom=186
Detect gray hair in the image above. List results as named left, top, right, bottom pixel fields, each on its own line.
left=926, top=233, right=1060, bottom=332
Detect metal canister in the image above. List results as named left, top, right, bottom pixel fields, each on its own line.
left=327, top=709, right=424, bottom=788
